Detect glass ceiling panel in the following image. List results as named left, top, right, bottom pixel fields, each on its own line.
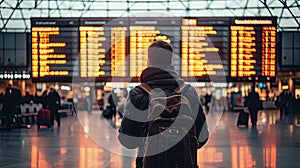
left=6, top=20, right=24, bottom=29
left=108, top=2, right=128, bottom=9
left=2, top=1, right=16, bottom=8
left=281, top=18, right=298, bottom=27
left=0, top=0, right=299, bottom=31
left=89, top=2, right=108, bottom=10
left=169, top=1, right=188, bottom=9
left=2, top=9, right=12, bottom=18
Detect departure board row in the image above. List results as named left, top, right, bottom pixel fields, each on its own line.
left=31, top=17, right=277, bottom=82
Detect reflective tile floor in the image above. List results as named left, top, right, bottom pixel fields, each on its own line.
left=1, top=109, right=300, bottom=168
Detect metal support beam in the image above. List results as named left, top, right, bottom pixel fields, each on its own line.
left=178, top=0, right=187, bottom=9
left=259, top=0, right=273, bottom=16
left=1, top=0, right=24, bottom=31
left=0, top=0, right=5, bottom=6
left=295, top=0, right=300, bottom=10
left=0, top=5, right=296, bottom=11
left=20, top=8, right=28, bottom=32
left=80, top=0, right=94, bottom=17
left=0, top=10, right=5, bottom=26
left=56, top=0, right=62, bottom=17
left=243, top=0, right=249, bottom=17
left=279, top=0, right=300, bottom=28
left=48, top=0, right=50, bottom=17
left=0, top=0, right=299, bottom=31
left=278, top=3, right=284, bottom=31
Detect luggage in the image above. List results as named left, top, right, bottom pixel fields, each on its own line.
left=37, top=109, right=51, bottom=129
left=237, top=111, right=249, bottom=127
left=58, top=111, right=67, bottom=117
left=58, top=110, right=68, bottom=117
left=102, top=106, right=113, bottom=119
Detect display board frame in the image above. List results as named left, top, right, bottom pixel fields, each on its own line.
left=31, top=17, right=277, bottom=83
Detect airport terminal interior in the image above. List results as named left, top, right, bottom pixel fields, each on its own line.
left=0, top=0, right=300, bottom=167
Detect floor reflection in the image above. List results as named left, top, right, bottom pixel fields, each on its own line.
left=1, top=108, right=299, bottom=168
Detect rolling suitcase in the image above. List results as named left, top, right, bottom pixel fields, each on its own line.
left=37, top=109, right=51, bottom=130
left=237, top=111, right=249, bottom=127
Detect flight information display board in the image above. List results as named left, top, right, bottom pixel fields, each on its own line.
left=181, top=18, right=229, bottom=81
left=230, top=18, right=276, bottom=81
left=31, top=17, right=276, bottom=82
left=31, top=18, right=79, bottom=82
left=129, top=18, right=181, bottom=77
left=79, top=19, right=111, bottom=78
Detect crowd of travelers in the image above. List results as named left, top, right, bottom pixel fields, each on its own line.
left=276, top=91, right=300, bottom=121
left=0, top=84, right=61, bottom=130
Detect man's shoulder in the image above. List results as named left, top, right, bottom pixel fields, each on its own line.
left=129, top=85, right=147, bottom=97
left=181, top=84, right=197, bottom=96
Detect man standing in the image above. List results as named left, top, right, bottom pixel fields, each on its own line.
left=278, top=91, right=286, bottom=120
left=204, top=93, right=211, bottom=113
left=2, top=84, right=22, bottom=130
left=118, top=41, right=208, bottom=168
left=108, top=90, right=119, bottom=122
left=247, top=86, right=261, bottom=128
left=47, top=86, right=61, bottom=128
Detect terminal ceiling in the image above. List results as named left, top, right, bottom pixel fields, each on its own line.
left=0, top=0, right=299, bottom=32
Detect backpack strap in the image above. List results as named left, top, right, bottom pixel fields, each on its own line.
left=175, top=83, right=190, bottom=93
left=139, top=83, right=153, bottom=95
left=139, top=82, right=190, bottom=95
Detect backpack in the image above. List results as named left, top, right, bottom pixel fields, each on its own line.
left=139, top=83, right=199, bottom=168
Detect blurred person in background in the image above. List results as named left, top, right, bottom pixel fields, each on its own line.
left=247, top=86, right=261, bottom=128
left=108, top=89, right=119, bottom=123
left=117, top=89, right=128, bottom=119
left=46, top=86, right=61, bottom=129
left=1, top=84, right=22, bottom=130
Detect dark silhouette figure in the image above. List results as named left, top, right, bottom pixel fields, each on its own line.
left=40, top=90, right=49, bottom=108
left=46, top=86, right=61, bottom=128
left=84, top=95, right=91, bottom=113
left=287, top=92, right=295, bottom=115
left=247, top=86, right=260, bottom=128
left=108, top=90, right=119, bottom=121
left=0, top=92, right=4, bottom=104
left=296, top=95, right=300, bottom=111
left=204, top=93, right=211, bottom=113
left=118, top=89, right=128, bottom=119
left=277, top=92, right=286, bottom=120
left=1, top=84, right=22, bottom=130
left=22, top=92, right=32, bottom=104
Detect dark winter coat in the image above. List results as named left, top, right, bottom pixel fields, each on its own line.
left=118, top=65, right=209, bottom=167
left=46, top=91, right=61, bottom=111
left=247, top=91, right=261, bottom=112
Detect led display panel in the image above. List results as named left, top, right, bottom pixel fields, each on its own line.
left=181, top=18, right=229, bottom=81
left=31, top=18, right=79, bottom=82
left=129, top=17, right=181, bottom=78
left=31, top=17, right=276, bottom=82
left=230, top=17, right=276, bottom=81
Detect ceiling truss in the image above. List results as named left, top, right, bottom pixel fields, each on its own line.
left=0, top=0, right=299, bottom=32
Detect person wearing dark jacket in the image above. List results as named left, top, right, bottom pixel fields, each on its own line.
left=46, top=86, right=61, bottom=128
left=247, top=86, right=261, bottom=128
left=2, top=84, right=22, bottom=129
left=118, top=41, right=209, bottom=168
left=108, top=90, right=119, bottom=121
left=204, top=93, right=211, bottom=113
left=22, top=92, right=32, bottom=104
